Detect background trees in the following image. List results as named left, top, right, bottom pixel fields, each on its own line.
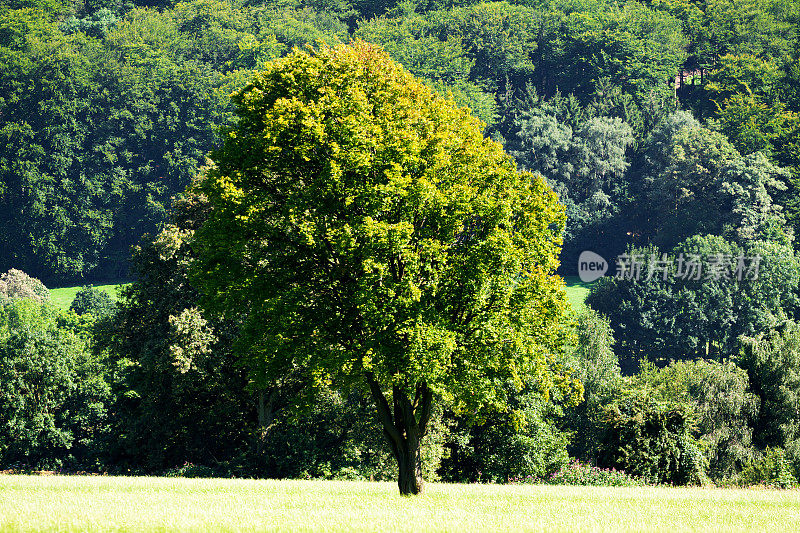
left=2, top=0, right=800, bottom=488
left=586, top=235, right=800, bottom=372
left=3, top=0, right=793, bottom=285
left=0, top=298, right=112, bottom=470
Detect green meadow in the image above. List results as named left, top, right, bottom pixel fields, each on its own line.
left=563, top=276, right=592, bottom=311
left=49, top=283, right=127, bottom=310
left=1, top=476, right=798, bottom=532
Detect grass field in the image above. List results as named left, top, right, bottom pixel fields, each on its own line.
left=49, top=283, right=127, bottom=310
left=1, top=476, right=798, bottom=532
left=563, top=275, right=592, bottom=311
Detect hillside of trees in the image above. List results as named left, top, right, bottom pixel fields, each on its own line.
left=1, top=0, right=800, bottom=487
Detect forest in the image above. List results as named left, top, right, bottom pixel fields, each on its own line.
left=1, top=0, right=800, bottom=489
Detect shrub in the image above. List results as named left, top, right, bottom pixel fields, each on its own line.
left=164, top=462, right=216, bottom=478
left=438, top=383, right=571, bottom=484
left=543, top=460, right=644, bottom=487
left=70, top=286, right=115, bottom=318
left=509, top=459, right=644, bottom=487
left=562, top=309, right=622, bottom=462
left=0, top=299, right=112, bottom=470
left=0, top=269, right=50, bottom=303
left=598, top=388, right=709, bottom=485
left=739, top=322, right=800, bottom=473
left=736, top=448, right=798, bottom=488
left=637, top=360, right=759, bottom=480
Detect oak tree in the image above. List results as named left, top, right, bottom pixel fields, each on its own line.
left=191, top=41, right=576, bottom=495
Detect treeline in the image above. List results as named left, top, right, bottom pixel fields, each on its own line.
left=1, top=0, right=800, bottom=487
left=3, top=248, right=800, bottom=487
left=1, top=0, right=798, bottom=283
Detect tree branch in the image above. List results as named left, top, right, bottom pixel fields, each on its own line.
left=365, top=372, right=402, bottom=445
left=416, top=382, right=433, bottom=437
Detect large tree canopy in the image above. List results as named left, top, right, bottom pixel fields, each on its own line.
left=190, top=41, right=577, bottom=494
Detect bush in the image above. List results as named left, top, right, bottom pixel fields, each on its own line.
left=438, top=383, right=571, bottom=484
left=164, top=462, right=217, bottom=478
left=0, top=269, right=50, bottom=303
left=739, top=322, right=800, bottom=470
left=562, top=309, right=622, bottom=462
left=598, top=388, right=709, bottom=485
left=637, top=361, right=759, bottom=480
left=0, top=299, right=112, bottom=470
left=516, top=459, right=644, bottom=487
left=70, top=286, right=115, bottom=318
left=736, top=448, right=798, bottom=488
left=251, top=388, right=403, bottom=482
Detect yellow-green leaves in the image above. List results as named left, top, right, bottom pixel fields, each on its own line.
left=192, top=40, right=572, bottom=417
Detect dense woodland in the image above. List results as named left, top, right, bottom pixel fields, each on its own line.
left=1, top=0, right=800, bottom=487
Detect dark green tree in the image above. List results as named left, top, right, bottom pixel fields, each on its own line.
left=630, top=111, right=788, bottom=250
left=70, top=286, right=116, bottom=318
left=639, top=360, right=759, bottom=480
left=587, top=235, right=800, bottom=371
left=739, top=321, right=800, bottom=474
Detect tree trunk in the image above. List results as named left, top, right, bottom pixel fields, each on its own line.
left=396, top=432, right=425, bottom=495
left=256, top=388, right=275, bottom=455
left=365, top=373, right=432, bottom=496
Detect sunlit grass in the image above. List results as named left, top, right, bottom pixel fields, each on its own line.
left=1, top=476, right=799, bottom=532
left=563, top=275, right=592, bottom=312
left=49, top=283, right=127, bottom=310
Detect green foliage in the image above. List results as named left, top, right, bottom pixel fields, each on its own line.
left=254, top=389, right=404, bottom=481
left=0, top=299, right=111, bottom=470
left=439, top=382, right=571, bottom=483
left=3, top=0, right=792, bottom=287
left=164, top=462, right=217, bottom=478
left=354, top=11, right=474, bottom=83
left=562, top=309, right=621, bottom=461
left=354, top=9, right=498, bottom=127
left=0, top=4, right=239, bottom=283
left=739, top=321, right=800, bottom=473
left=566, top=309, right=620, bottom=400
left=100, top=185, right=433, bottom=480
left=694, top=0, right=797, bottom=65
left=427, top=1, right=539, bottom=88
left=191, top=41, right=575, bottom=493
left=101, top=210, right=254, bottom=471
left=60, top=8, right=119, bottom=38
left=706, top=54, right=782, bottom=105
left=631, top=112, right=788, bottom=250
left=735, top=447, right=798, bottom=488
left=597, top=385, right=708, bottom=485
left=5, top=0, right=800, bottom=486
left=196, top=39, right=571, bottom=399
left=587, top=235, right=800, bottom=371
left=636, top=361, right=759, bottom=480
left=512, top=104, right=634, bottom=265
left=69, top=285, right=116, bottom=318
left=699, top=53, right=800, bottom=240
